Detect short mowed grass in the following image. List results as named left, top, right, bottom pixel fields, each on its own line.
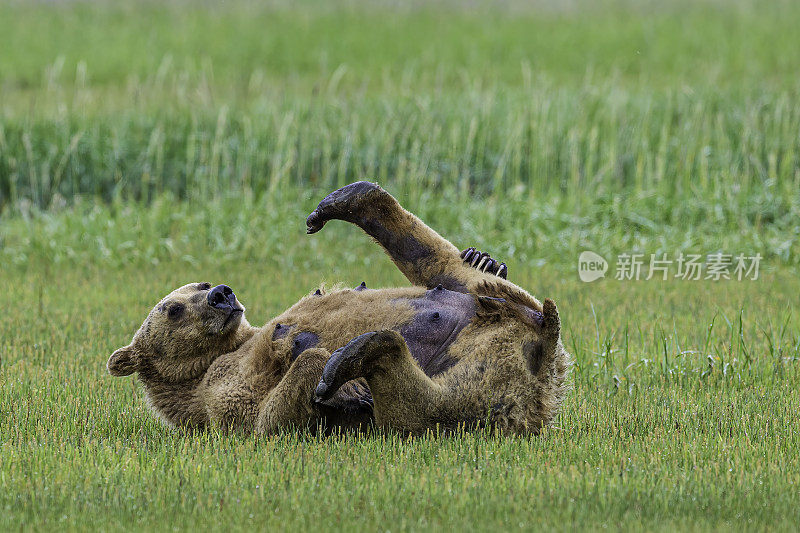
left=1, top=0, right=799, bottom=530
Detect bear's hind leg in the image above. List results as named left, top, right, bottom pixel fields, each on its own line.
left=306, top=182, right=512, bottom=293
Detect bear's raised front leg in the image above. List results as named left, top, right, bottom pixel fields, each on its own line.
left=314, top=331, right=491, bottom=435
left=306, top=181, right=510, bottom=292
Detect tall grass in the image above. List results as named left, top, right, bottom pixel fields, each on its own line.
left=3, top=74, right=800, bottom=210
left=1, top=0, right=799, bottom=216
left=2, top=72, right=799, bottom=269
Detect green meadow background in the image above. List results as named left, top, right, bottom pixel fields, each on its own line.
left=1, top=0, right=798, bottom=530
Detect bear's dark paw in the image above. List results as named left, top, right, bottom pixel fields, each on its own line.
left=306, top=181, right=383, bottom=234
left=460, top=247, right=508, bottom=279
left=315, top=330, right=404, bottom=401
left=314, top=332, right=379, bottom=401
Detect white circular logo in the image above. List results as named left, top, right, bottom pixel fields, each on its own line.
left=578, top=251, right=608, bottom=282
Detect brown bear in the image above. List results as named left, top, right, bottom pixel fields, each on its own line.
left=108, top=182, right=571, bottom=435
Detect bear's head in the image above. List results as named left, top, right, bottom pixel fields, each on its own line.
left=108, top=282, right=254, bottom=383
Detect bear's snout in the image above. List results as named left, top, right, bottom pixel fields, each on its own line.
left=208, top=284, right=236, bottom=310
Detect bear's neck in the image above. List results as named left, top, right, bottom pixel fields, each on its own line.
left=141, top=322, right=260, bottom=429
left=217, top=321, right=259, bottom=357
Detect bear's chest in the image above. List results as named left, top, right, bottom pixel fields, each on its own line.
left=203, top=355, right=268, bottom=430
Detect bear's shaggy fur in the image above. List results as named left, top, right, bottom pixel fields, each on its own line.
left=108, top=182, right=571, bottom=435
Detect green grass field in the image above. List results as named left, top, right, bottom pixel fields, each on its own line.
left=1, top=0, right=799, bottom=530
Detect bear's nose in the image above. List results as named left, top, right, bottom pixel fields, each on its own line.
left=208, top=284, right=235, bottom=308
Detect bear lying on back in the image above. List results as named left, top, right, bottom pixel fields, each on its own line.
left=108, top=182, right=571, bottom=435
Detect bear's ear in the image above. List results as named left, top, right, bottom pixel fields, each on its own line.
left=107, top=345, right=139, bottom=377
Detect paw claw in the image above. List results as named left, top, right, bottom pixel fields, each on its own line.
left=497, top=263, right=507, bottom=279
left=462, top=247, right=509, bottom=279
left=470, top=251, right=483, bottom=267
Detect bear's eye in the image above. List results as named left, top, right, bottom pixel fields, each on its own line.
left=198, top=282, right=211, bottom=291
left=167, top=304, right=185, bottom=320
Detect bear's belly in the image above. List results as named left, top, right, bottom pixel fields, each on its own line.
left=396, top=286, right=477, bottom=376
